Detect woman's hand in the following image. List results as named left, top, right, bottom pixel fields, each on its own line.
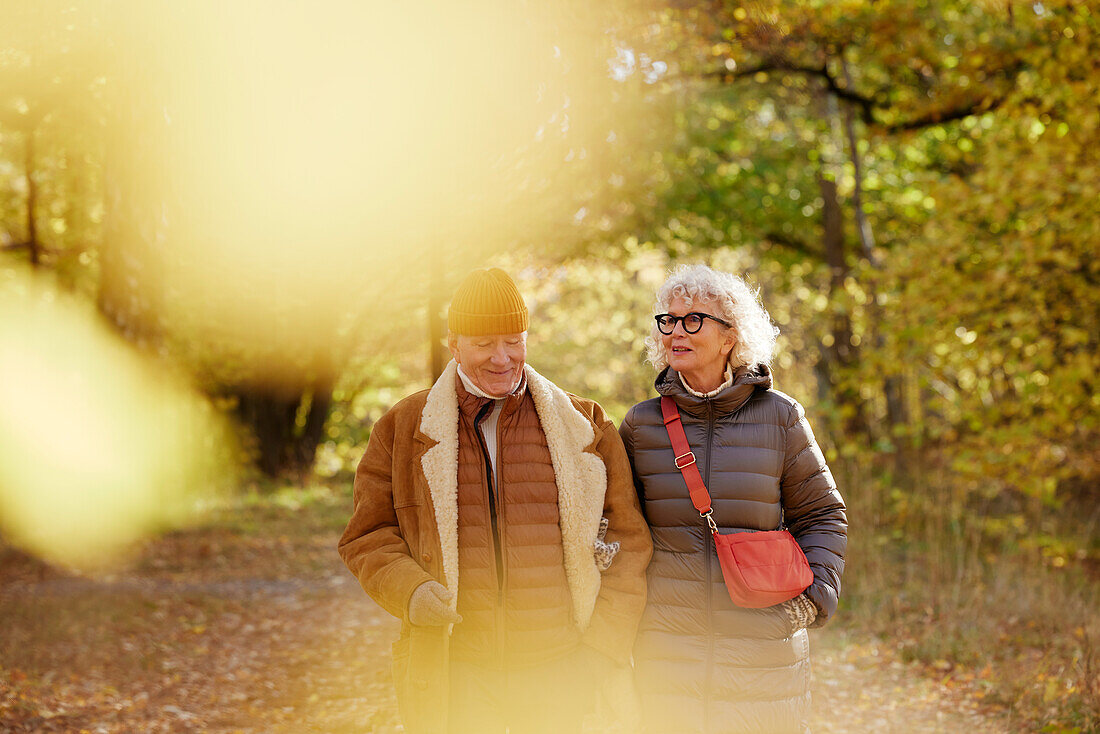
left=782, top=593, right=818, bottom=631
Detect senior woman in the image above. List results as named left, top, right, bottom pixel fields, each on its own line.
left=619, top=264, right=847, bottom=734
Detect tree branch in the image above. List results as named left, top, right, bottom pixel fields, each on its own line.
left=1, top=242, right=60, bottom=257
left=699, top=60, right=881, bottom=125
left=694, top=58, right=1023, bottom=132
left=763, top=230, right=822, bottom=260
left=885, top=93, right=1009, bottom=132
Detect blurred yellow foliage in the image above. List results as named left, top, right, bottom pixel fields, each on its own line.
left=0, top=270, right=233, bottom=569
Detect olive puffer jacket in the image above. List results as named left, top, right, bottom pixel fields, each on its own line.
left=619, top=365, right=847, bottom=734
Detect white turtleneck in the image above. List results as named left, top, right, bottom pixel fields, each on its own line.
left=457, top=365, right=520, bottom=480
left=680, top=365, right=735, bottom=399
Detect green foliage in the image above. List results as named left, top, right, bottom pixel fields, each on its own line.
left=528, top=9, right=1100, bottom=728
left=889, top=3, right=1100, bottom=506
left=512, top=245, right=664, bottom=422
left=557, top=0, right=1100, bottom=539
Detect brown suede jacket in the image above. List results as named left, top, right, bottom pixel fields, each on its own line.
left=337, top=361, right=652, bottom=732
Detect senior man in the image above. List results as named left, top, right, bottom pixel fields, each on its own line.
left=338, top=268, right=652, bottom=734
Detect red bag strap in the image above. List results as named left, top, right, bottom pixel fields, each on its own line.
left=660, top=397, right=716, bottom=527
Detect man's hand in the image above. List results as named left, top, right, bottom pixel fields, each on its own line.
left=408, top=581, right=463, bottom=626
left=594, top=516, right=620, bottom=570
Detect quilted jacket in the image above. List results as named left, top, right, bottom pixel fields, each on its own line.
left=620, top=365, right=847, bottom=734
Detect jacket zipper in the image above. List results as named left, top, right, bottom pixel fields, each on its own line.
left=474, top=402, right=505, bottom=592
left=703, top=398, right=715, bottom=733
left=474, top=400, right=506, bottom=668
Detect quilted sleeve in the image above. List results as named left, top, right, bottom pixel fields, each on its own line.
left=780, top=400, right=847, bottom=627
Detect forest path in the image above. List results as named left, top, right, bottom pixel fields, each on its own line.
left=1, top=563, right=1012, bottom=733
left=0, top=490, right=1013, bottom=733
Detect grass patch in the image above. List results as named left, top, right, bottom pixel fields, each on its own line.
left=840, top=523, right=1099, bottom=732
left=187, top=480, right=351, bottom=537
left=125, top=481, right=352, bottom=580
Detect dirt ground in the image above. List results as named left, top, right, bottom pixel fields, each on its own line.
left=0, top=491, right=1013, bottom=733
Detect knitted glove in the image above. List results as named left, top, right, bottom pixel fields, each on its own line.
left=593, top=517, right=620, bottom=571
left=407, top=581, right=462, bottom=626
left=783, top=592, right=818, bottom=631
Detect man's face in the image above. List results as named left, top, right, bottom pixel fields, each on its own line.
left=448, top=332, right=527, bottom=398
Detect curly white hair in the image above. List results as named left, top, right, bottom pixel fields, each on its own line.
left=645, top=264, right=779, bottom=371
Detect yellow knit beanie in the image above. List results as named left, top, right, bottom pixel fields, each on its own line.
left=447, top=268, right=529, bottom=336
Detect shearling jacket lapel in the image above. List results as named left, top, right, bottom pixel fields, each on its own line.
left=525, top=365, right=606, bottom=629
left=417, top=360, right=461, bottom=605
left=415, top=359, right=607, bottom=629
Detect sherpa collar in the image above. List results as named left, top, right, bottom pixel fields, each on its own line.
left=417, top=360, right=607, bottom=629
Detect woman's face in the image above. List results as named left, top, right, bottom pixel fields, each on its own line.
left=661, top=296, right=737, bottom=384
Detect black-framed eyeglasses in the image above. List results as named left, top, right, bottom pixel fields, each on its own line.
left=654, top=312, right=732, bottom=335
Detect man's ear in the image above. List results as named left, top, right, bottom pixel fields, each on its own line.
left=447, top=332, right=460, bottom=362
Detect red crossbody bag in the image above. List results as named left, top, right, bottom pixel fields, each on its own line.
left=661, top=396, right=813, bottom=609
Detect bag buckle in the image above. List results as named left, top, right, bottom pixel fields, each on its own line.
left=702, top=510, right=718, bottom=533
left=674, top=451, right=696, bottom=469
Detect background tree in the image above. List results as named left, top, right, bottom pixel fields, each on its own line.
left=1, top=1, right=642, bottom=479
left=554, top=0, right=1099, bottom=542
left=0, top=1, right=105, bottom=288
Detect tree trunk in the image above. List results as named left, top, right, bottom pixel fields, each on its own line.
left=820, top=172, right=853, bottom=366
left=818, top=172, right=866, bottom=438
left=839, top=57, right=875, bottom=262
left=430, top=242, right=447, bottom=381
left=233, top=381, right=333, bottom=480
left=839, top=55, right=909, bottom=455
left=25, top=128, right=39, bottom=268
